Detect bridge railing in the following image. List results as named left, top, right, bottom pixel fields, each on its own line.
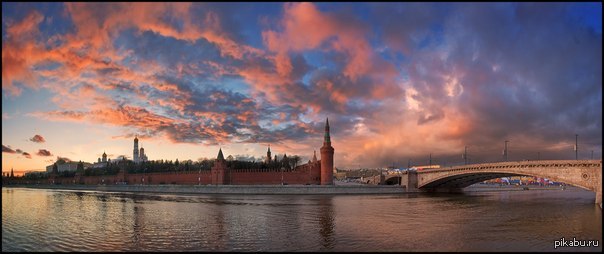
left=417, top=160, right=602, bottom=173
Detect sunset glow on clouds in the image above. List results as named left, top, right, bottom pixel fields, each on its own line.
left=2, top=2, right=602, bottom=173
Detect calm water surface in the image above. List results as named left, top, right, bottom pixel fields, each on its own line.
left=2, top=186, right=602, bottom=252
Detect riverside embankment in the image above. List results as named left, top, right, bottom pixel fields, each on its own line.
left=7, top=184, right=410, bottom=195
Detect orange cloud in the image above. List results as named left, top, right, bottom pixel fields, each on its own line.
left=2, top=11, right=46, bottom=95
left=262, top=2, right=374, bottom=81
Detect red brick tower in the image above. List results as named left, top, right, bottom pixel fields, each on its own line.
left=320, top=118, right=334, bottom=185
left=211, top=148, right=227, bottom=185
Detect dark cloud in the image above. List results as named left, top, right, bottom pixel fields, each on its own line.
left=2, top=145, right=17, bottom=153
left=57, top=156, right=71, bottom=163
left=22, top=152, right=32, bottom=159
left=37, top=149, right=53, bottom=156
left=16, top=149, right=23, bottom=154
left=29, top=134, right=46, bottom=143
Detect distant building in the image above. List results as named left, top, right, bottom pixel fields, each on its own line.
left=132, top=135, right=148, bottom=163
left=45, top=162, right=79, bottom=173
left=92, top=151, right=109, bottom=168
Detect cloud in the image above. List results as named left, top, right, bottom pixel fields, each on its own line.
left=2, top=145, right=17, bottom=153
left=36, top=149, right=53, bottom=156
left=2, top=10, right=45, bottom=95
left=29, top=134, right=46, bottom=143
left=3, top=3, right=601, bottom=168
left=22, top=152, right=32, bottom=159
left=57, top=156, right=72, bottom=163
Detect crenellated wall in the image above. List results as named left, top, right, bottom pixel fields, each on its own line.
left=29, top=161, right=323, bottom=186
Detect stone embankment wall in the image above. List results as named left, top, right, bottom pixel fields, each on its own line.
left=14, top=184, right=408, bottom=195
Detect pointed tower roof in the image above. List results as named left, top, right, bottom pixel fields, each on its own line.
left=103, top=151, right=106, bottom=156
left=217, top=148, right=225, bottom=160
left=134, top=134, right=138, bottom=141
left=268, top=144, right=271, bottom=153
left=324, top=117, right=331, bottom=143
left=313, top=150, right=317, bottom=162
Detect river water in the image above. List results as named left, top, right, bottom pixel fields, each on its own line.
left=2, top=186, right=601, bottom=252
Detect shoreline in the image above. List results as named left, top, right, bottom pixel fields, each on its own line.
left=2, top=183, right=578, bottom=196
left=3, top=184, right=410, bottom=195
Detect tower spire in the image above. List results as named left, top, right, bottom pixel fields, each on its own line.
left=266, top=144, right=272, bottom=163
left=217, top=148, right=225, bottom=160
left=324, top=117, right=331, bottom=144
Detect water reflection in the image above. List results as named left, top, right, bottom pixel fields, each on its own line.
left=2, top=187, right=601, bottom=252
left=208, top=196, right=227, bottom=251
left=132, top=205, right=144, bottom=249
left=318, top=197, right=335, bottom=249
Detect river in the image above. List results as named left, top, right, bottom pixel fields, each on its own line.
left=2, top=186, right=601, bottom=252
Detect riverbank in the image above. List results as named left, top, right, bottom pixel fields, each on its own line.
left=5, top=184, right=410, bottom=195
left=464, top=184, right=570, bottom=192
left=3, top=183, right=583, bottom=196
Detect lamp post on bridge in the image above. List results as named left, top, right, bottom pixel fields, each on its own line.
left=503, top=140, right=509, bottom=162
left=463, top=146, right=468, bottom=165
left=575, top=134, right=578, bottom=160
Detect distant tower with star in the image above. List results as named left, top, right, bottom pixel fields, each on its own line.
left=320, top=118, right=334, bottom=185
left=266, top=145, right=272, bottom=163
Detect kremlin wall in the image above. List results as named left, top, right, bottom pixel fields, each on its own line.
left=9, top=119, right=335, bottom=186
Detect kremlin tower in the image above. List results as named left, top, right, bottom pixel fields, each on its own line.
left=320, top=118, right=334, bottom=185
left=266, top=145, right=272, bottom=163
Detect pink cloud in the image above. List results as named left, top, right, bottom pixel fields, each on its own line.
left=262, top=2, right=374, bottom=81
left=37, top=149, right=53, bottom=156
left=29, top=134, right=46, bottom=143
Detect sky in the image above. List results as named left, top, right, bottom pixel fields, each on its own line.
left=2, top=2, right=602, bottom=174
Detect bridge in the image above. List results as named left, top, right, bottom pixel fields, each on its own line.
left=382, top=160, right=602, bottom=204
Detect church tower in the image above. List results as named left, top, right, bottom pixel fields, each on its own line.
left=133, top=135, right=139, bottom=163
left=266, top=145, right=272, bottom=163
left=102, top=151, right=107, bottom=163
left=320, top=118, right=334, bottom=185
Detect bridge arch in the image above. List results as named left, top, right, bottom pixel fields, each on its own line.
left=412, top=160, right=601, bottom=204
left=384, top=176, right=401, bottom=185
left=418, top=172, right=595, bottom=191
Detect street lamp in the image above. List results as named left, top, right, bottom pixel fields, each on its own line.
left=462, top=146, right=468, bottom=165
left=503, top=140, right=509, bottom=161
left=575, top=134, right=578, bottom=160
left=281, top=166, right=284, bottom=185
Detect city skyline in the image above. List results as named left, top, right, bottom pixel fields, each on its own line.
left=2, top=2, right=602, bottom=174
